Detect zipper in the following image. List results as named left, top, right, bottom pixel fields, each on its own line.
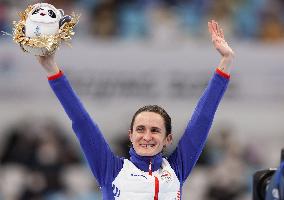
left=149, top=160, right=152, bottom=176
left=149, top=159, right=159, bottom=200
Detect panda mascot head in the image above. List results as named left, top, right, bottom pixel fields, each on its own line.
left=25, top=3, right=65, bottom=38
left=13, top=3, right=77, bottom=56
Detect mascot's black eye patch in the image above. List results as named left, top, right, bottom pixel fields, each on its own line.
left=48, top=10, right=56, bottom=18
left=32, top=8, right=40, bottom=15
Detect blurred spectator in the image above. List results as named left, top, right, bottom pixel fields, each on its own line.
left=90, top=1, right=119, bottom=38
left=0, top=118, right=100, bottom=199
left=2, top=0, right=284, bottom=41
left=259, top=1, right=284, bottom=41
left=176, top=1, right=208, bottom=38
left=0, top=121, right=37, bottom=166
left=205, top=138, right=248, bottom=200
left=0, top=2, right=9, bottom=34
left=233, top=0, right=264, bottom=39
left=0, top=164, right=26, bottom=200
left=46, top=0, right=77, bottom=13
left=147, top=4, right=182, bottom=45
left=195, top=126, right=266, bottom=200
left=118, top=3, right=148, bottom=40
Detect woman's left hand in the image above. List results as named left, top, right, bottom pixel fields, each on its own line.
left=208, top=20, right=234, bottom=59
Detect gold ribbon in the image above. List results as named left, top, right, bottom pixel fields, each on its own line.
left=12, top=5, right=80, bottom=54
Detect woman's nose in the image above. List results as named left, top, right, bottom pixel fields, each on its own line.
left=143, top=131, right=152, bottom=141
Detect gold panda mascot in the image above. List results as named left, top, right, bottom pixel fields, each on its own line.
left=13, top=3, right=79, bottom=56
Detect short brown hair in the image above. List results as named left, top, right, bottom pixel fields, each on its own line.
left=130, top=105, right=172, bottom=136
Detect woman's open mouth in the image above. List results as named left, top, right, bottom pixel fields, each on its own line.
left=140, top=144, right=155, bottom=148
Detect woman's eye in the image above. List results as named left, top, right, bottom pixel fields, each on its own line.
left=151, top=128, right=160, bottom=133
left=136, top=127, right=144, bottom=132
left=48, top=10, right=56, bottom=18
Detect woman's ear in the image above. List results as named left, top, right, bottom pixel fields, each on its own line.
left=165, top=133, right=173, bottom=146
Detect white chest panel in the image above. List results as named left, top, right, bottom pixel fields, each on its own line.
left=112, top=158, right=181, bottom=200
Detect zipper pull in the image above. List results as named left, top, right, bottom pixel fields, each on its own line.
left=149, top=159, right=152, bottom=176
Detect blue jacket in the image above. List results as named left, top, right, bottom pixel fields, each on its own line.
left=48, top=69, right=229, bottom=199
left=266, top=161, right=284, bottom=200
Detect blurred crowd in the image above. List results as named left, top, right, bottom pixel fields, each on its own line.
left=193, top=127, right=264, bottom=200
left=0, top=118, right=102, bottom=200
left=0, top=117, right=268, bottom=200
left=1, top=0, right=284, bottom=41
left=0, top=0, right=283, bottom=200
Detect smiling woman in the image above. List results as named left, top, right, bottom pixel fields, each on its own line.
left=34, top=20, right=234, bottom=200
left=129, top=109, right=173, bottom=157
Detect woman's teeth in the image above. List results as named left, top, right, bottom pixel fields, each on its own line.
left=141, top=144, right=155, bottom=148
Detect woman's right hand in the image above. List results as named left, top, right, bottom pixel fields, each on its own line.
left=208, top=20, right=234, bottom=74
left=36, top=53, right=60, bottom=76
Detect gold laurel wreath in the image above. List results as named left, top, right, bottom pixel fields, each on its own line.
left=12, top=5, right=80, bottom=54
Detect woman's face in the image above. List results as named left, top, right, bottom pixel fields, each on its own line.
left=129, top=112, right=172, bottom=156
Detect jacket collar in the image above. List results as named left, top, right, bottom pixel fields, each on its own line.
left=129, top=147, right=163, bottom=172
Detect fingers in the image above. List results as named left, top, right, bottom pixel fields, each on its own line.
left=208, top=21, right=215, bottom=36
left=208, top=20, right=225, bottom=39
left=208, top=22, right=213, bottom=34
left=208, top=20, right=217, bottom=36
left=208, top=20, right=233, bottom=57
left=220, top=28, right=224, bottom=39
left=208, top=21, right=217, bottom=43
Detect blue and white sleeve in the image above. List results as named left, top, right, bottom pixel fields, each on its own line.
left=48, top=72, right=123, bottom=187
left=168, top=69, right=230, bottom=184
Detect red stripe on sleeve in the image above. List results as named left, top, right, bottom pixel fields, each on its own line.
left=216, top=68, right=230, bottom=79
left=48, top=70, right=64, bottom=80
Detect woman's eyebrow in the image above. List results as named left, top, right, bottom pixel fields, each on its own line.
left=151, top=127, right=161, bottom=131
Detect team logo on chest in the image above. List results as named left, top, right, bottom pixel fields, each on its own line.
left=130, top=173, right=148, bottom=180
left=160, top=170, right=172, bottom=183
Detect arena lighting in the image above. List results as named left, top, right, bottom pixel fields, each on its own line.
left=253, top=149, right=284, bottom=200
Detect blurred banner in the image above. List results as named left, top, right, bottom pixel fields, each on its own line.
left=1, top=40, right=283, bottom=100
left=0, top=39, right=284, bottom=147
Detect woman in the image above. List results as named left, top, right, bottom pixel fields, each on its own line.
left=36, top=20, right=234, bottom=200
